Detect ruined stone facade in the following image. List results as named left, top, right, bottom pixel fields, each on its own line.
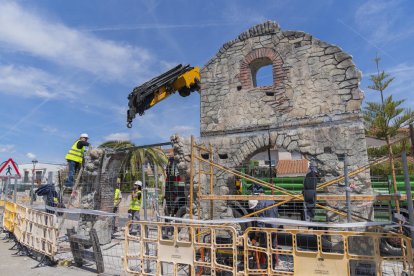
left=76, top=148, right=127, bottom=244
left=190, top=21, right=371, bottom=221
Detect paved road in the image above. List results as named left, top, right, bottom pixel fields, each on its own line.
left=0, top=233, right=96, bottom=276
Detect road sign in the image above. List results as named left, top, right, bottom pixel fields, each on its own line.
left=0, top=158, right=21, bottom=178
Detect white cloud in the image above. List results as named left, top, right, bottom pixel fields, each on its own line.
left=0, top=1, right=154, bottom=82
left=386, top=64, right=414, bottom=98
left=0, top=144, right=15, bottom=153
left=85, top=22, right=239, bottom=32
left=42, top=126, right=58, bottom=134
left=26, top=152, right=36, bottom=159
left=104, top=132, right=141, bottom=141
left=364, top=63, right=414, bottom=107
left=221, top=2, right=267, bottom=26
left=0, top=64, right=81, bottom=98
left=354, top=0, right=413, bottom=45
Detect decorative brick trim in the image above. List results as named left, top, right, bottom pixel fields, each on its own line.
left=239, top=48, right=287, bottom=89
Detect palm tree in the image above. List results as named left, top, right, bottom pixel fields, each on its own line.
left=364, top=57, right=414, bottom=214
left=98, top=140, right=168, bottom=188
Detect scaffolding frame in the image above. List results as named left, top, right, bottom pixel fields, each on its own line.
left=189, top=137, right=389, bottom=222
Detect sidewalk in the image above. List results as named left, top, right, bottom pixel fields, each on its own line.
left=0, top=233, right=95, bottom=276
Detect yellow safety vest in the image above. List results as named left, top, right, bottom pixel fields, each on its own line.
left=129, top=190, right=142, bottom=211
left=65, top=139, right=85, bottom=163
left=114, top=188, right=121, bottom=207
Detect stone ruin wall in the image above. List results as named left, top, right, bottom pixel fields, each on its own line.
left=74, top=148, right=127, bottom=244
left=174, top=21, right=372, bottom=222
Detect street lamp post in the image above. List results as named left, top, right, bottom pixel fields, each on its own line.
left=30, top=159, right=38, bottom=205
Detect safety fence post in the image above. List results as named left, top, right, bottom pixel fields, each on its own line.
left=13, top=175, right=17, bottom=203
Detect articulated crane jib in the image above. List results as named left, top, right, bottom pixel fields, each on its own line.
left=126, top=64, right=200, bottom=128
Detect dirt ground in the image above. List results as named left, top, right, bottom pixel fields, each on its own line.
left=0, top=232, right=96, bottom=276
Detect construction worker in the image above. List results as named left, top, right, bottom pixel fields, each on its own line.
left=113, top=178, right=123, bottom=233
left=64, top=133, right=90, bottom=188
left=248, top=194, right=279, bottom=230
left=248, top=190, right=279, bottom=268
left=35, top=184, right=61, bottom=214
left=128, top=180, right=142, bottom=234
left=302, top=161, right=320, bottom=221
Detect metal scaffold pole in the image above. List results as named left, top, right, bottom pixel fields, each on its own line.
left=7, top=176, right=11, bottom=201
left=142, top=162, right=147, bottom=221
left=344, top=155, right=351, bottom=222
left=154, top=162, right=159, bottom=220
left=0, top=179, right=3, bottom=201
left=401, top=150, right=414, bottom=247
left=189, top=136, right=194, bottom=220
left=410, top=123, right=414, bottom=157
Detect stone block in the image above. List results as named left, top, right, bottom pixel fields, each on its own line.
left=287, top=140, right=298, bottom=151
left=324, top=46, right=341, bottom=55
left=336, top=58, right=353, bottom=69
left=320, top=54, right=334, bottom=62
left=339, top=79, right=358, bottom=89
left=276, top=134, right=285, bottom=147
left=93, top=219, right=112, bottom=245
left=346, top=100, right=361, bottom=111
left=329, top=68, right=346, bottom=76
left=334, top=52, right=351, bottom=63
left=282, top=136, right=291, bottom=148
left=332, top=74, right=345, bottom=82
left=345, top=66, right=359, bottom=80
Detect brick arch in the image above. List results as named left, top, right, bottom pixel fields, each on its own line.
left=239, top=48, right=288, bottom=89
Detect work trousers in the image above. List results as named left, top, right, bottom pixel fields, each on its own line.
left=112, top=206, right=119, bottom=233
left=129, top=209, right=141, bottom=234
left=303, top=202, right=315, bottom=222
left=65, top=160, right=80, bottom=188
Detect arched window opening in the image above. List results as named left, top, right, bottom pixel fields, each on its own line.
left=255, top=64, right=273, bottom=87
left=250, top=57, right=274, bottom=87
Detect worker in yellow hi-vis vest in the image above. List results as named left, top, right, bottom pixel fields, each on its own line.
left=112, top=178, right=123, bottom=234
left=128, top=180, right=142, bottom=234
left=64, top=133, right=90, bottom=188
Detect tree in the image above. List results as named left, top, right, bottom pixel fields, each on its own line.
left=98, top=140, right=168, bottom=190
left=363, top=56, right=414, bottom=214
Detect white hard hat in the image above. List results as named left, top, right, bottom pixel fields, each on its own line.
left=248, top=200, right=258, bottom=210
left=80, top=133, right=89, bottom=138
left=134, top=180, right=142, bottom=187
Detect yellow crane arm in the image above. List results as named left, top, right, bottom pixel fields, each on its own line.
left=149, top=67, right=200, bottom=108
left=127, top=64, right=200, bottom=128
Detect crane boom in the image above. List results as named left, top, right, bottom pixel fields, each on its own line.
left=126, top=64, right=200, bottom=128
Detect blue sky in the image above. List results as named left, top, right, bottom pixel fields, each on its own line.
left=0, top=0, right=413, bottom=165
